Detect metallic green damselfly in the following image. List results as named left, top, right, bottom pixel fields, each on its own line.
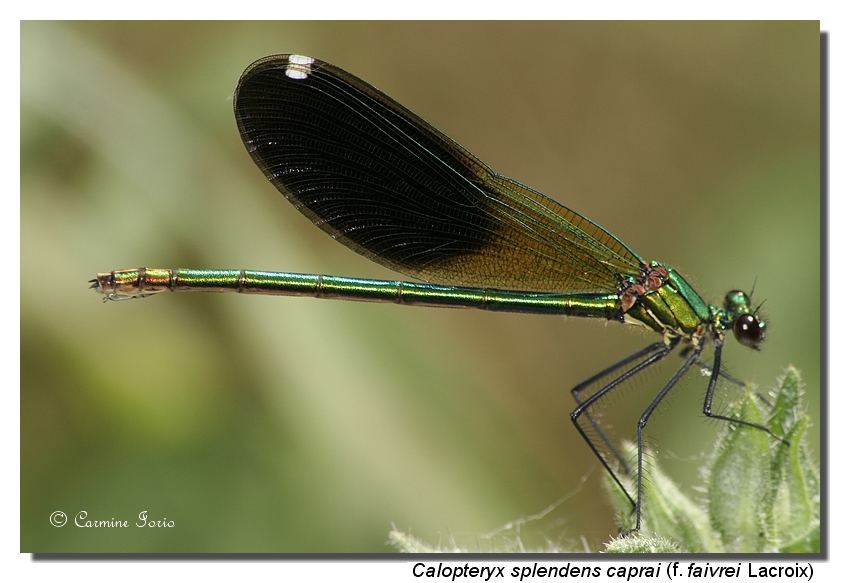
left=92, top=54, right=783, bottom=534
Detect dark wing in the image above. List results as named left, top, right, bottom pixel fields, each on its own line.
left=233, top=54, right=643, bottom=294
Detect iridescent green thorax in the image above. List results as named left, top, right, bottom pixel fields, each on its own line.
left=622, top=263, right=711, bottom=341
left=619, top=263, right=765, bottom=352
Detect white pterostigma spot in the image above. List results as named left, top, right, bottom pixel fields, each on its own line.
left=285, top=55, right=314, bottom=80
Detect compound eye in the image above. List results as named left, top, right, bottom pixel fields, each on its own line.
left=733, top=313, right=765, bottom=348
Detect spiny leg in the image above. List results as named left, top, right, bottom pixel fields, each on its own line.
left=572, top=342, right=669, bottom=472
left=686, top=346, right=776, bottom=409
left=628, top=337, right=705, bottom=535
left=570, top=339, right=677, bottom=516
left=624, top=335, right=788, bottom=535
left=702, top=338, right=790, bottom=445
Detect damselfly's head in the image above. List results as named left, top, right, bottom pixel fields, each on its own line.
left=723, top=290, right=766, bottom=350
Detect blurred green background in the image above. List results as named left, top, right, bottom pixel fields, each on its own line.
left=21, top=21, right=820, bottom=552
